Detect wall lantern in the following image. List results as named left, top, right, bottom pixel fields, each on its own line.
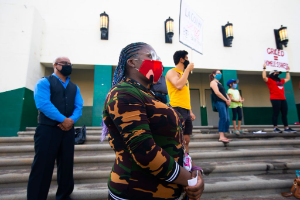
left=222, top=22, right=234, bottom=47
left=100, top=11, right=109, bottom=40
left=165, top=17, right=174, bottom=43
left=274, top=25, right=288, bottom=50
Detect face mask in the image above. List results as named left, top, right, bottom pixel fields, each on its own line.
left=232, top=84, right=237, bottom=89
left=136, top=60, right=163, bottom=83
left=274, top=74, right=279, bottom=78
left=57, top=64, right=72, bottom=76
left=215, top=74, right=222, bottom=80
left=183, top=60, right=190, bottom=69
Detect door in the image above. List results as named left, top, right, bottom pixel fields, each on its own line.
left=190, top=89, right=201, bottom=126
left=205, top=89, right=219, bottom=126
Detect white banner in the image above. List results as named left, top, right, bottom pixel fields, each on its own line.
left=264, top=48, right=289, bottom=71
left=179, top=0, right=204, bottom=54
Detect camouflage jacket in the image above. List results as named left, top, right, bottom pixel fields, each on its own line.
left=103, top=78, right=184, bottom=200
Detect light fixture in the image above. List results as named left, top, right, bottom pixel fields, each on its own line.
left=222, top=21, right=234, bottom=47
left=165, top=17, right=174, bottom=43
left=100, top=11, right=109, bottom=40
left=274, top=25, right=288, bottom=50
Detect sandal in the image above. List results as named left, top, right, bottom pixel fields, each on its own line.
left=233, top=130, right=240, bottom=136
left=218, top=138, right=231, bottom=143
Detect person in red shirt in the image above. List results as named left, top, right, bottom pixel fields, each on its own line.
left=262, top=64, right=296, bottom=133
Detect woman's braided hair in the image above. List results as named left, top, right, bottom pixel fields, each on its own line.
left=101, top=42, right=147, bottom=141
left=112, top=42, right=147, bottom=86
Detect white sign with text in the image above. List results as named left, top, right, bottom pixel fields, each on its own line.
left=264, top=48, right=289, bottom=71
left=179, top=0, right=204, bottom=54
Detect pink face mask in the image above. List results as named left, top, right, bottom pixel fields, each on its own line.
left=137, top=60, right=163, bottom=83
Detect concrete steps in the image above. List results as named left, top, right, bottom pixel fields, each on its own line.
left=17, top=125, right=300, bottom=137
left=0, top=126, right=299, bottom=199
left=0, top=174, right=295, bottom=200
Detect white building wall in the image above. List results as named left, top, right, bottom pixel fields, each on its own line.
left=0, top=0, right=300, bottom=93
left=0, top=2, right=44, bottom=92
left=39, top=0, right=300, bottom=72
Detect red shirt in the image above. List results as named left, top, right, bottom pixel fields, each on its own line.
left=266, top=78, right=286, bottom=100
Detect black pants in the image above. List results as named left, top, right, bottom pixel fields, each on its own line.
left=231, top=106, right=242, bottom=121
left=173, top=107, right=193, bottom=135
left=27, top=125, right=75, bottom=200
left=270, top=99, right=288, bottom=127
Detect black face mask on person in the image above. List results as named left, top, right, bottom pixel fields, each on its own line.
left=57, top=64, right=72, bottom=76
left=183, top=60, right=190, bottom=69
left=269, top=73, right=280, bottom=82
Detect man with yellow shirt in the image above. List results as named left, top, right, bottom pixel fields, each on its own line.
left=166, top=50, right=195, bottom=153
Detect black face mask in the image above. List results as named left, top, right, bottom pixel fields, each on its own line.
left=268, top=73, right=280, bottom=82
left=183, top=60, right=190, bottom=69
left=57, top=64, right=72, bottom=76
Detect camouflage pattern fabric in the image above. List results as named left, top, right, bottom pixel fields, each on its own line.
left=103, top=78, right=184, bottom=200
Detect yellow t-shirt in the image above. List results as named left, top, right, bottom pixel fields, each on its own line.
left=166, top=68, right=191, bottom=110
left=227, top=88, right=243, bottom=108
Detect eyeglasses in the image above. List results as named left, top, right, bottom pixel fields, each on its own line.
left=137, top=50, right=161, bottom=61
left=55, top=61, right=72, bottom=66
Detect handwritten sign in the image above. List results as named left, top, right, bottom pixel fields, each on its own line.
left=264, top=48, right=289, bottom=71
left=179, top=0, right=204, bottom=54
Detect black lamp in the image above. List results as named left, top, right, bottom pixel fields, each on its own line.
left=165, top=17, right=174, bottom=43
left=100, top=11, right=109, bottom=40
left=222, top=22, right=234, bottom=47
left=274, top=25, right=288, bottom=50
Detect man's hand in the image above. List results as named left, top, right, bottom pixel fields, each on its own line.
left=186, top=63, right=194, bottom=73
left=58, top=123, right=67, bottom=131
left=190, top=112, right=196, bottom=121
left=59, top=118, right=74, bottom=131
left=185, top=173, right=204, bottom=200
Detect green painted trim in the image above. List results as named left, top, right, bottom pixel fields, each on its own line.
left=201, top=107, right=208, bottom=126
left=220, top=70, right=238, bottom=125
left=0, top=87, right=37, bottom=137
left=243, top=107, right=283, bottom=125
left=280, top=72, right=299, bottom=124
left=92, top=65, right=112, bottom=126
left=19, top=88, right=38, bottom=131
left=75, top=106, right=93, bottom=126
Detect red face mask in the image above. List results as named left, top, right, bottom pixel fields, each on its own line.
left=138, top=60, right=163, bottom=83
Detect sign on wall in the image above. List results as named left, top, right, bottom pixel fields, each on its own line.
left=179, top=0, right=204, bottom=54
left=264, top=48, right=289, bottom=71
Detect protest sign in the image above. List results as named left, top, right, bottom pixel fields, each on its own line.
left=264, top=48, right=289, bottom=71
left=179, top=0, right=204, bottom=55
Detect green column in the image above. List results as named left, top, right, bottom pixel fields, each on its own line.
left=92, top=65, right=112, bottom=126
left=0, top=87, right=37, bottom=137
left=220, top=70, right=238, bottom=125
left=280, top=72, right=299, bottom=124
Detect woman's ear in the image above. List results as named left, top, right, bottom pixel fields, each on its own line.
left=127, top=59, right=135, bottom=68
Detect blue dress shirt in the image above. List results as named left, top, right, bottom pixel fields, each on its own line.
left=34, top=73, right=84, bottom=123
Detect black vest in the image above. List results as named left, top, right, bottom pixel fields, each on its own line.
left=38, top=75, right=77, bottom=126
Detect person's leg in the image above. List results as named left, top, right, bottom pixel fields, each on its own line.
left=281, top=100, right=288, bottom=128
left=237, top=107, right=242, bottom=132
left=184, top=114, right=193, bottom=153
left=271, top=100, right=281, bottom=128
left=56, top=127, right=75, bottom=200
left=231, top=108, right=237, bottom=131
left=27, top=125, right=62, bottom=200
left=225, top=106, right=230, bottom=133
left=215, top=101, right=230, bottom=141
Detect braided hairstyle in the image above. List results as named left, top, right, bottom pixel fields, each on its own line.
left=112, top=42, right=148, bottom=86
left=101, top=42, right=147, bottom=141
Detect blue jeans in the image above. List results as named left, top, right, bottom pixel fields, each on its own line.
left=215, top=101, right=230, bottom=133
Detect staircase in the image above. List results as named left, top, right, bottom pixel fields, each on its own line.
left=0, top=125, right=300, bottom=200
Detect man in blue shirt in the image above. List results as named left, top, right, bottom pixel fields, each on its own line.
left=27, top=57, right=83, bottom=200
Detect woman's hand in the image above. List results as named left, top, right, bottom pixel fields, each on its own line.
left=184, top=172, right=204, bottom=200
left=226, top=99, right=231, bottom=107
